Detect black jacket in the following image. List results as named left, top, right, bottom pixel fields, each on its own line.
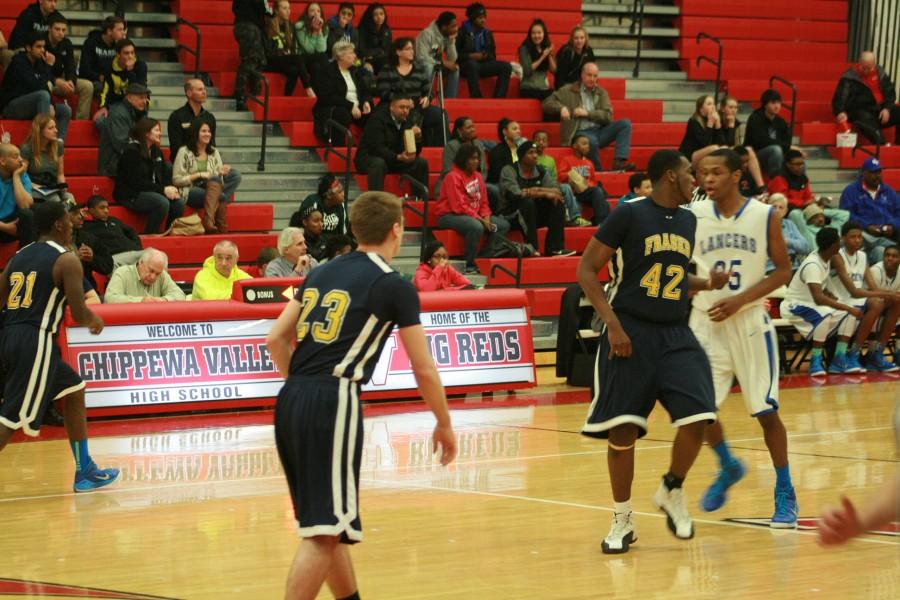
left=678, top=118, right=726, bottom=159
left=554, top=46, right=595, bottom=90
left=232, top=0, right=270, bottom=28
left=456, top=23, right=497, bottom=63
left=46, top=36, right=77, bottom=83
left=832, top=66, right=898, bottom=115
left=73, top=226, right=114, bottom=280
left=313, top=61, right=372, bottom=114
left=358, top=24, right=392, bottom=71
left=0, top=53, right=52, bottom=111
left=744, top=108, right=791, bottom=153
left=82, top=216, right=142, bottom=258
left=167, top=102, right=218, bottom=157
left=8, top=2, right=54, bottom=50
left=77, top=29, right=117, bottom=83
left=487, top=142, right=515, bottom=185
left=114, top=141, right=173, bottom=202
left=355, top=104, right=420, bottom=170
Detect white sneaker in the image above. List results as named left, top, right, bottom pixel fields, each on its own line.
left=601, top=511, right=637, bottom=554
left=653, top=480, right=694, bottom=540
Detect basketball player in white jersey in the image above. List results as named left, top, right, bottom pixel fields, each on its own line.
left=689, top=149, right=798, bottom=528
left=870, top=245, right=900, bottom=363
left=828, top=223, right=900, bottom=372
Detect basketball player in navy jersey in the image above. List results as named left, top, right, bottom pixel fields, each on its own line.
left=0, top=202, right=118, bottom=492
left=266, top=192, right=457, bottom=600
left=691, top=149, right=797, bottom=527
left=577, top=150, right=729, bottom=554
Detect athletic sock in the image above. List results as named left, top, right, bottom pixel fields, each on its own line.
left=663, top=472, right=684, bottom=491
left=835, top=340, right=848, bottom=357
left=70, top=439, right=93, bottom=473
left=775, top=464, right=792, bottom=489
left=712, top=441, right=736, bottom=469
left=338, top=593, right=361, bottom=600
left=811, top=346, right=823, bottom=358
left=613, top=500, right=632, bottom=515
left=849, top=342, right=860, bottom=354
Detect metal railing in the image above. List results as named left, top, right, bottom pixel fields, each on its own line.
left=848, top=0, right=900, bottom=98
left=629, top=0, right=646, bottom=78
left=245, top=71, right=271, bottom=172
left=489, top=249, right=524, bottom=288
left=175, top=17, right=202, bottom=80
left=768, top=75, right=798, bottom=140
left=695, top=32, right=723, bottom=105
left=400, top=199, right=430, bottom=261
left=322, top=119, right=355, bottom=196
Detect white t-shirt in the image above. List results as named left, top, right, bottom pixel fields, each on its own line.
left=341, top=68, right=359, bottom=108
left=870, top=261, right=900, bottom=292
left=827, top=247, right=867, bottom=301
left=784, top=251, right=830, bottom=305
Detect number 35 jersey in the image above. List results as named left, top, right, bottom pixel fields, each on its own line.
left=289, top=251, right=421, bottom=383
left=596, top=197, right=696, bottom=324
left=691, top=198, right=772, bottom=314
left=3, top=241, right=70, bottom=335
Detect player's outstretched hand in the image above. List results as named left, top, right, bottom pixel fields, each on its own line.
left=607, top=320, right=632, bottom=359
left=818, top=496, right=862, bottom=546
left=88, top=313, right=104, bottom=335
left=432, top=423, right=457, bottom=466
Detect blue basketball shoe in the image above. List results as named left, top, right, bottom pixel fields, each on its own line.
left=808, top=354, right=827, bottom=377
left=701, top=458, right=746, bottom=512
left=867, top=350, right=900, bottom=372
left=770, top=486, right=798, bottom=528
left=74, top=462, right=120, bottom=493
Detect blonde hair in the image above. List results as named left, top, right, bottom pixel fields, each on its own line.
left=332, top=40, right=355, bottom=60
left=349, top=192, right=402, bottom=244
left=27, top=113, right=59, bottom=169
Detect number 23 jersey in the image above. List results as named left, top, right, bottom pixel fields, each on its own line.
left=596, top=197, right=696, bottom=324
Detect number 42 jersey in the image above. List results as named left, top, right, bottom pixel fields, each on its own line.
left=691, top=198, right=772, bottom=314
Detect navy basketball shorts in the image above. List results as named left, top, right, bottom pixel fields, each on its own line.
left=0, top=325, right=85, bottom=437
left=274, top=374, right=364, bottom=544
left=582, top=313, right=717, bottom=439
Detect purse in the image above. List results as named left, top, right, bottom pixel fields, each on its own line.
left=161, top=213, right=205, bottom=236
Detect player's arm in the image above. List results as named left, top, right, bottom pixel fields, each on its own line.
left=577, top=237, right=631, bottom=358
left=807, top=282, right=863, bottom=319
left=708, top=209, right=792, bottom=322
left=819, top=473, right=900, bottom=546
left=266, top=299, right=302, bottom=377
left=0, top=265, right=10, bottom=308
left=688, top=270, right=730, bottom=292
left=56, top=253, right=103, bottom=334
left=862, top=267, right=897, bottom=300
left=831, top=254, right=877, bottom=299
left=398, top=324, right=457, bottom=466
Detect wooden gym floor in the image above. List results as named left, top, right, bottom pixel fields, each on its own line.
left=0, top=374, right=898, bottom=599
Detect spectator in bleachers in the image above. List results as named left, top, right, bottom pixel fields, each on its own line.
left=0, top=32, right=71, bottom=142
left=619, top=171, right=651, bottom=202
left=787, top=202, right=850, bottom=255
left=533, top=129, right=588, bottom=227
left=82, top=195, right=143, bottom=269
left=324, top=233, right=353, bottom=260
left=265, top=226, right=318, bottom=277
left=67, top=200, right=111, bottom=287
left=264, top=0, right=308, bottom=97
left=543, top=62, right=635, bottom=172
left=554, top=26, right=594, bottom=91
left=113, top=117, right=185, bottom=234
left=358, top=3, right=392, bottom=75
left=256, top=246, right=278, bottom=275
left=293, top=2, right=329, bottom=94
left=294, top=173, right=351, bottom=238
left=168, top=79, right=217, bottom=158
left=326, top=3, right=359, bottom=52
left=435, top=142, right=510, bottom=274
left=44, top=14, right=91, bottom=121
left=376, top=37, right=447, bottom=147
left=312, top=41, right=371, bottom=142
left=0, top=143, right=35, bottom=247
left=833, top=51, right=900, bottom=147
left=518, top=19, right=555, bottom=101
left=172, top=121, right=242, bottom=234
left=414, top=240, right=473, bottom=291
left=839, top=157, right=900, bottom=264
left=486, top=117, right=522, bottom=185
left=733, top=145, right=765, bottom=197
left=719, top=95, right=766, bottom=192
left=767, top=149, right=814, bottom=211
left=191, top=240, right=252, bottom=301
left=20, top=113, right=73, bottom=203
left=233, top=0, right=272, bottom=111
left=456, top=3, right=511, bottom=99
left=436, top=116, right=489, bottom=197
left=78, top=16, right=127, bottom=96
left=499, top=140, right=575, bottom=257
left=105, top=247, right=185, bottom=303
left=415, top=11, right=460, bottom=99
left=298, top=207, right=328, bottom=261
left=744, top=89, right=796, bottom=178
left=678, top=95, right=726, bottom=166
left=556, top=133, right=610, bottom=226
left=767, top=193, right=809, bottom=269
left=96, top=82, right=149, bottom=177
left=4, top=0, right=57, bottom=65
left=354, top=94, right=428, bottom=193
left=97, top=39, right=148, bottom=111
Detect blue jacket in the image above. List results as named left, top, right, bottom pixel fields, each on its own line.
left=839, top=178, right=900, bottom=229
